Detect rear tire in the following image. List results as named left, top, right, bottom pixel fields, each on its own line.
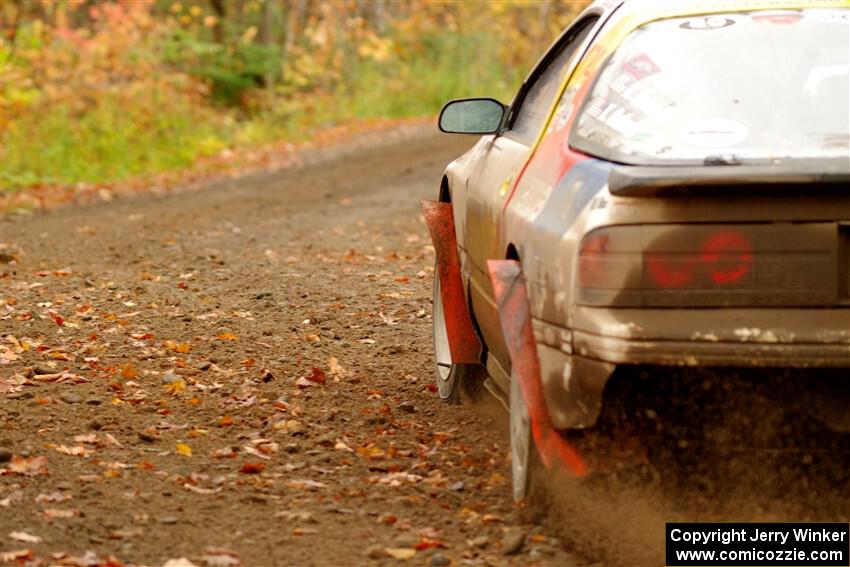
left=511, top=369, right=548, bottom=507
left=511, top=368, right=533, bottom=500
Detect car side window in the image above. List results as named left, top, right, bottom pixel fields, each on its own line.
left=510, top=17, right=599, bottom=143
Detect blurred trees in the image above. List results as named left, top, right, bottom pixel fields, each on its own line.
left=0, top=0, right=588, bottom=190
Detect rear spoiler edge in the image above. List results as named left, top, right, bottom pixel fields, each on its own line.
left=608, top=161, right=850, bottom=197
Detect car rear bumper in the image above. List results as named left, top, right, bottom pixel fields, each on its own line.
left=535, top=308, right=850, bottom=430
left=574, top=332, right=850, bottom=367
left=572, top=306, right=850, bottom=367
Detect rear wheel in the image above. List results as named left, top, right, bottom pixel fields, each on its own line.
left=511, top=369, right=532, bottom=501
left=432, top=273, right=480, bottom=403
left=511, top=369, right=550, bottom=507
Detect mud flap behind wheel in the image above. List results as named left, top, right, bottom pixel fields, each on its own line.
left=487, top=259, right=587, bottom=477
left=421, top=200, right=481, bottom=364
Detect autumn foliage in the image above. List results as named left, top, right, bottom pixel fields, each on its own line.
left=0, top=0, right=588, bottom=198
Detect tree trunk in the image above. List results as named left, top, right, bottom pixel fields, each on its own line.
left=208, top=0, right=226, bottom=44
left=370, top=0, right=386, bottom=34
left=260, top=0, right=274, bottom=94
left=283, top=0, right=308, bottom=58
left=259, top=0, right=273, bottom=45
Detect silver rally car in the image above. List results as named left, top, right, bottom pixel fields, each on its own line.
left=421, top=0, right=850, bottom=499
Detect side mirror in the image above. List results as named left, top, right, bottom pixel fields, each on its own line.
left=438, top=98, right=506, bottom=135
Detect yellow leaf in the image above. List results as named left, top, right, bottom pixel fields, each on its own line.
left=163, top=340, right=191, bottom=353
left=175, top=443, right=192, bottom=457
left=216, top=332, right=238, bottom=341
left=164, top=379, right=186, bottom=396
left=384, top=548, right=416, bottom=560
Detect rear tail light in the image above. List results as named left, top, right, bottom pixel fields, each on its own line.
left=643, top=229, right=754, bottom=289
left=577, top=224, right=838, bottom=307
left=699, top=230, right=753, bottom=285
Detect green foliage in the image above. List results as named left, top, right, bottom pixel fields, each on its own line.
left=2, top=92, right=225, bottom=189
left=163, top=31, right=280, bottom=106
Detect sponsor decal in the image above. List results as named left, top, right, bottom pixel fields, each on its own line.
left=679, top=16, right=737, bottom=30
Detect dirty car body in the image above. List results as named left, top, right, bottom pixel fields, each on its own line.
left=426, top=0, right=850, bottom=470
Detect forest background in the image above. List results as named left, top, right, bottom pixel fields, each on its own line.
left=0, top=0, right=588, bottom=201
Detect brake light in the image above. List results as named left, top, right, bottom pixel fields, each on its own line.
left=643, top=230, right=753, bottom=289
left=700, top=230, right=753, bottom=285
left=576, top=224, right=835, bottom=307
left=577, top=233, right=611, bottom=289
left=644, top=253, right=695, bottom=288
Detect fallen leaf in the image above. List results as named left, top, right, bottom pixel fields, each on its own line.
left=200, top=549, right=240, bottom=567
left=210, top=447, right=237, bottom=459
left=5, top=456, right=48, bottom=476
left=0, top=376, right=25, bottom=394
left=44, top=508, right=78, bottom=519
left=284, top=479, right=326, bottom=491
left=415, top=538, right=448, bottom=551
left=216, top=332, right=238, bottom=341
left=219, top=415, right=234, bottom=427
left=241, top=445, right=269, bottom=460
left=384, top=548, right=416, bottom=560
left=8, top=531, right=42, bottom=543
left=54, top=444, right=93, bottom=458
left=239, top=462, right=264, bottom=474
left=35, top=492, right=71, bottom=504
left=175, top=443, right=192, bottom=457
left=0, top=550, right=34, bottom=562
left=304, top=367, right=326, bottom=384
left=104, top=433, right=124, bottom=448
left=120, top=363, right=138, bottom=379
left=164, top=379, right=187, bottom=396
left=163, top=559, right=199, bottom=567
left=47, top=310, right=65, bottom=326
left=164, top=340, right=191, bottom=353
left=183, top=484, right=222, bottom=495
left=328, top=357, right=346, bottom=380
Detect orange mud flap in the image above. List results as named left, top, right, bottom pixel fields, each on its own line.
left=487, top=259, right=588, bottom=477
left=421, top=201, right=481, bottom=364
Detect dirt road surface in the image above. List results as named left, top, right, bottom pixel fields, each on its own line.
left=0, top=127, right=589, bottom=567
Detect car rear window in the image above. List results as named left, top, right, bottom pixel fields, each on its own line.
left=572, top=9, right=850, bottom=165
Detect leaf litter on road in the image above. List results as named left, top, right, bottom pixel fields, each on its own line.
left=0, top=131, right=578, bottom=566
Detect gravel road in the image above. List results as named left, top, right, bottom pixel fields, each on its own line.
left=0, top=126, right=591, bottom=567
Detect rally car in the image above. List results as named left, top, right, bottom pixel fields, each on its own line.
left=422, top=0, right=850, bottom=500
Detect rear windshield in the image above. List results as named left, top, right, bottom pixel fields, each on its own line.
left=572, top=9, right=850, bottom=165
